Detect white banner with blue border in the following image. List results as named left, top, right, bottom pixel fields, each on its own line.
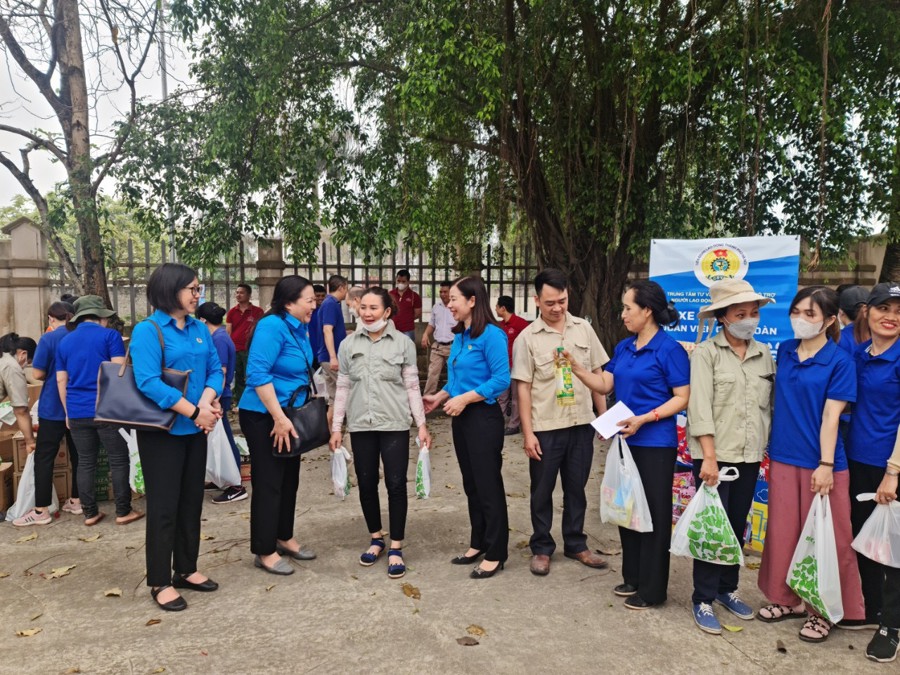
left=648, top=236, right=801, bottom=352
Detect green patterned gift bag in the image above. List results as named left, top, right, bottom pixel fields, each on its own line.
left=671, top=467, right=744, bottom=566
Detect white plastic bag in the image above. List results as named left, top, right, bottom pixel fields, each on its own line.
left=5, top=453, right=59, bottom=521
left=118, top=427, right=145, bottom=495
left=851, top=493, right=900, bottom=569
left=786, top=494, right=844, bottom=623
left=599, top=436, right=653, bottom=532
left=671, top=467, right=744, bottom=566
left=205, top=420, right=242, bottom=488
left=331, top=446, right=352, bottom=500
left=312, top=367, right=327, bottom=397
left=415, top=445, right=431, bottom=499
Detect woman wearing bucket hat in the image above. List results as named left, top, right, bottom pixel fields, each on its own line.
left=846, top=282, right=900, bottom=662
left=757, top=286, right=866, bottom=642
left=686, top=279, right=775, bottom=634
left=55, top=295, right=143, bottom=527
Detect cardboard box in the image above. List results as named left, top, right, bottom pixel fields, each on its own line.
left=0, top=429, right=15, bottom=463
left=13, top=466, right=72, bottom=504
left=12, top=432, right=29, bottom=472
left=0, top=383, right=41, bottom=432
left=0, top=462, right=12, bottom=511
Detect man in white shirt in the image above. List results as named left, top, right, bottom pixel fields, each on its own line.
left=421, top=281, right=456, bottom=396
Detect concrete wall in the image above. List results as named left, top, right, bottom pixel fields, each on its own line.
left=0, top=218, right=51, bottom=340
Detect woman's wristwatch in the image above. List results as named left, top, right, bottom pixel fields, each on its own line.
left=190, top=406, right=200, bottom=421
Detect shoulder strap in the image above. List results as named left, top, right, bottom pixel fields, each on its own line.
left=147, top=320, right=167, bottom=371
left=279, top=316, right=318, bottom=402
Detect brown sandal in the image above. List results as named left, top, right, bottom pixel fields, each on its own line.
left=84, top=513, right=106, bottom=526
left=116, top=511, right=145, bottom=525
left=757, top=603, right=808, bottom=623
left=799, top=615, right=832, bottom=643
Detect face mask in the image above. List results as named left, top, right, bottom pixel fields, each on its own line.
left=361, top=318, right=388, bottom=333
left=791, top=317, right=824, bottom=340
left=349, top=307, right=358, bottom=318
left=724, top=318, right=759, bottom=340
left=396, top=282, right=408, bottom=292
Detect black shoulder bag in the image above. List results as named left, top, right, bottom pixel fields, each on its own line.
left=274, top=319, right=330, bottom=457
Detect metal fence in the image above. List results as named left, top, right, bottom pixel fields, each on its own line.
left=51, top=238, right=543, bottom=328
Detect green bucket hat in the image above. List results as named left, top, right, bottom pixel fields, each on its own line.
left=72, top=295, right=116, bottom=321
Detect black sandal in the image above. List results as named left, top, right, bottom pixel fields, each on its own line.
left=359, top=537, right=386, bottom=566
left=799, top=615, right=832, bottom=643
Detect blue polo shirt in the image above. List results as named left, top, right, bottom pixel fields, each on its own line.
left=314, top=295, right=346, bottom=363
left=32, top=325, right=69, bottom=421
left=239, top=313, right=313, bottom=413
left=57, top=322, right=126, bottom=419
left=309, top=307, right=322, bottom=360
left=211, top=326, right=236, bottom=400
left=838, top=323, right=858, bottom=355
left=848, top=339, right=900, bottom=467
left=606, top=329, right=690, bottom=448
left=443, top=323, right=510, bottom=404
left=131, top=310, right=224, bottom=436
left=770, top=339, right=856, bottom=471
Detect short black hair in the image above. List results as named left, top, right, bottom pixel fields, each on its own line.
left=60, top=293, right=78, bottom=304
left=313, top=284, right=326, bottom=294
left=236, top=283, right=252, bottom=295
left=196, top=302, right=227, bottom=325
left=146, top=262, right=198, bottom=314
left=496, top=296, right=514, bottom=312
left=328, top=275, right=348, bottom=293
left=48, top=301, right=75, bottom=322
left=396, top=269, right=411, bottom=281
left=534, top=268, right=567, bottom=295
left=0, top=333, right=36, bottom=359
left=439, top=280, right=452, bottom=288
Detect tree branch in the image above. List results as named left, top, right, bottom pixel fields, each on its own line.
left=0, top=12, right=64, bottom=115
left=0, top=124, right=67, bottom=163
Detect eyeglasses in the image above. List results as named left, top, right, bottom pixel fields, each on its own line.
left=184, top=285, right=201, bottom=296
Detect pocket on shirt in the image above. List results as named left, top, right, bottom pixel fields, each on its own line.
left=756, top=377, right=773, bottom=409
left=712, top=373, right=736, bottom=407
left=571, top=341, right=592, bottom=371
left=379, top=353, right=405, bottom=383
left=348, top=353, right=368, bottom=382
left=534, top=351, right=556, bottom=381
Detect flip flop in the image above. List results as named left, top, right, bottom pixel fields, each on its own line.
left=116, top=511, right=145, bottom=525
left=757, top=603, right=808, bottom=623
left=84, top=513, right=106, bottom=526
left=799, top=615, right=832, bottom=643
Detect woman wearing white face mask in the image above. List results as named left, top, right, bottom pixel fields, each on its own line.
left=686, top=279, right=775, bottom=634
left=330, top=287, right=431, bottom=579
left=757, top=286, right=866, bottom=642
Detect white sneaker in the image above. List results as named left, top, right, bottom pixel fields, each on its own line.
left=12, top=508, right=53, bottom=527
left=61, top=498, right=83, bottom=515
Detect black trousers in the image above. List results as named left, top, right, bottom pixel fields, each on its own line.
left=136, top=430, right=207, bottom=587
left=350, top=430, right=410, bottom=541
left=690, top=460, right=760, bottom=604
left=233, top=351, right=249, bottom=404
left=69, top=418, right=132, bottom=518
left=529, top=424, right=595, bottom=556
left=240, top=409, right=303, bottom=556
left=619, top=445, right=677, bottom=605
left=34, top=418, right=78, bottom=507
left=849, top=459, right=900, bottom=624
left=451, top=402, right=508, bottom=563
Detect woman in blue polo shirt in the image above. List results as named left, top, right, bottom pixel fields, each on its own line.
left=423, top=276, right=510, bottom=579
left=846, top=282, right=900, bottom=662
left=569, top=280, right=690, bottom=609
left=239, top=275, right=319, bottom=577
left=757, top=286, right=866, bottom=642
left=132, top=264, right=224, bottom=612
left=56, top=295, right=142, bottom=527
left=12, top=302, right=79, bottom=527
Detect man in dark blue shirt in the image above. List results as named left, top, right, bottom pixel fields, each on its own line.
left=311, top=275, right=348, bottom=426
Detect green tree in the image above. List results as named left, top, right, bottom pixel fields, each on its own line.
left=117, top=0, right=899, bottom=345
left=0, top=0, right=160, bottom=299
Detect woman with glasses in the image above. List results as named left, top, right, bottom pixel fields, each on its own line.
left=132, top=265, right=224, bottom=611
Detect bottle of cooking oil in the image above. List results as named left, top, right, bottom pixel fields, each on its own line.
left=555, top=347, right=576, bottom=407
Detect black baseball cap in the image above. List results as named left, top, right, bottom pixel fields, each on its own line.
left=839, top=286, right=869, bottom=313
left=866, top=283, right=900, bottom=306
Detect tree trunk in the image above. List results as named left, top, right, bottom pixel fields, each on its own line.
left=880, top=120, right=900, bottom=284
left=58, top=0, right=110, bottom=303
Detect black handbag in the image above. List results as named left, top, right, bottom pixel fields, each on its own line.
left=94, top=320, right=191, bottom=431
left=274, top=318, right=330, bottom=457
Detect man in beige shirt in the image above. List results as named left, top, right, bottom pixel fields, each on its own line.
left=511, top=269, right=610, bottom=576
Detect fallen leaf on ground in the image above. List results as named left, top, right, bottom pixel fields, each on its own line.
left=151, top=668, right=166, bottom=673
left=745, top=561, right=761, bottom=570
left=241, top=514, right=250, bottom=520
left=776, top=639, right=787, bottom=654
left=15, top=628, right=42, bottom=637
left=30, top=613, right=42, bottom=621
left=16, top=532, right=37, bottom=543
left=0, top=572, right=10, bottom=578
left=722, top=625, right=743, bottom=633
left=79, top=534, right=101, bottom=542
left=146, top=619, right=161, bottom=627
left=456, top=636, right=479, bottom=646
left=104, top=588, right=122, bottom=597
left=62, top=668, right=81, bottom=674
left=401, top=583, right=421, bottom=600
left=467, top=624, right=486, bottom=636
left=444, top=484, right=456, bottom=489
left=412, top=608, right=420, bottom=615
left=505, top=492, right=526, bottom=498
left=515, top=540, right=529, bottom=549
left=45, top=565, right=76, bottom=580
left=200, top=650, right=208, bottom=656
left=199, top=533, right=214, bottom=541
left=596, top=546, right=622, bottom=556
left=265, top=584, right=275, bottom=592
